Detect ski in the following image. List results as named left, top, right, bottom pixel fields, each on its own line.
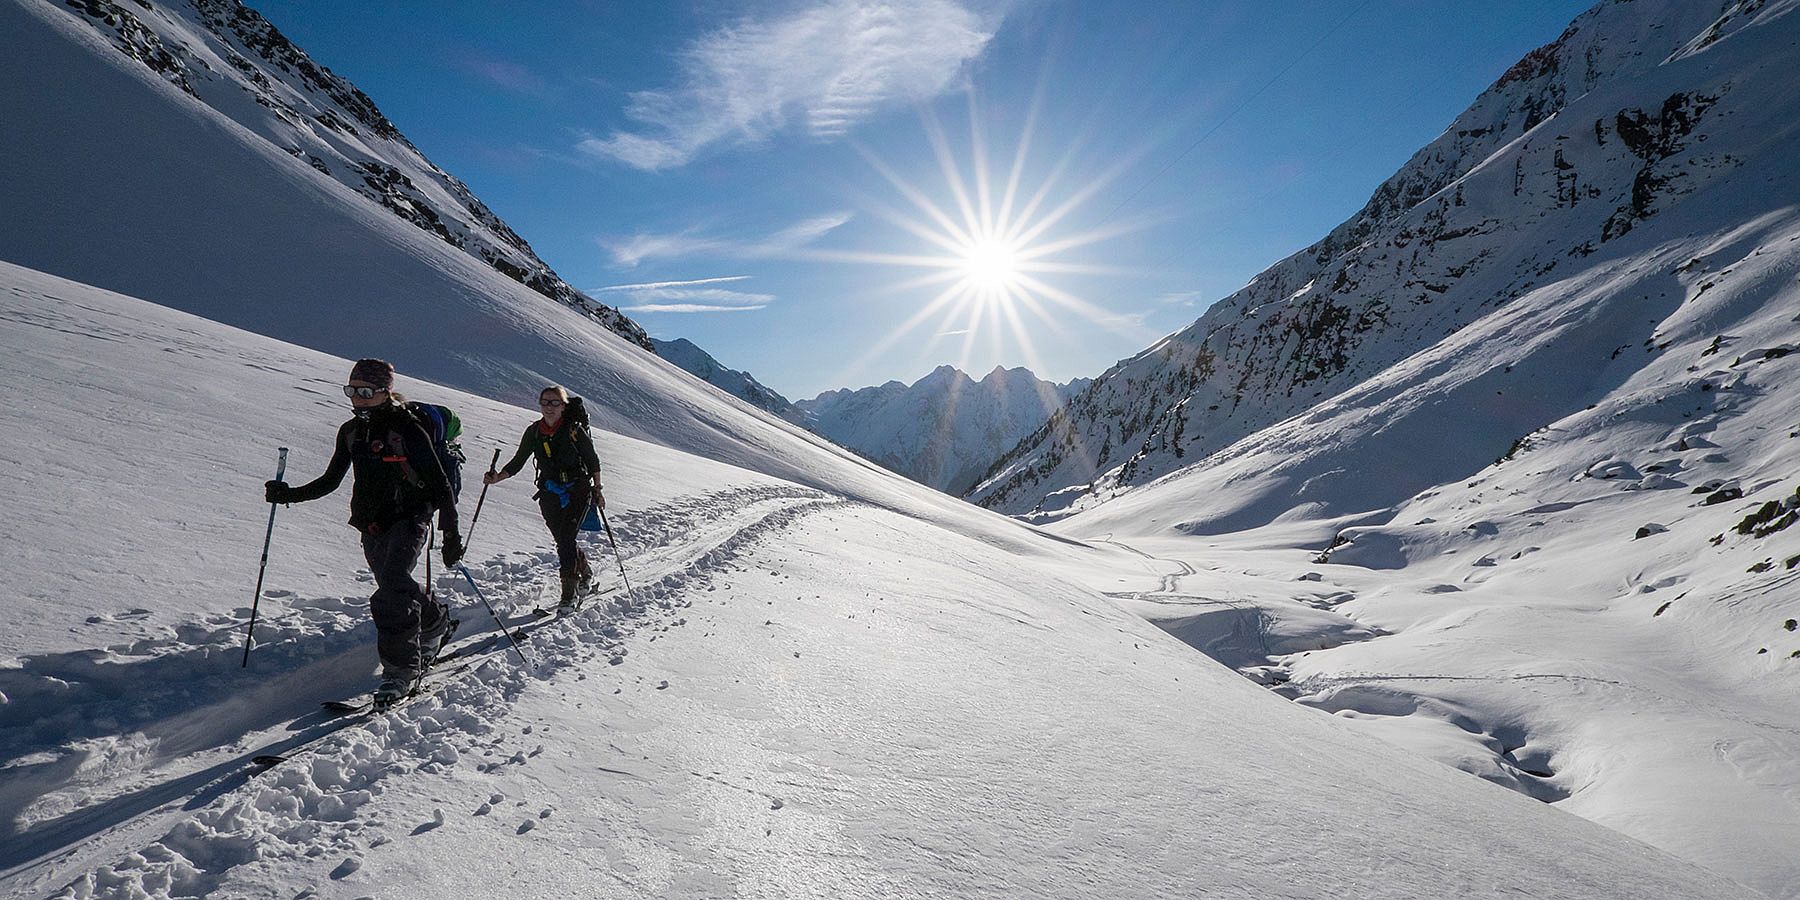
left=250, top=592, right=565, bottom=769
left=253, top=662, right=470, bottom=768
left=311, top=636, right=498, bottom=716
left=531, top=582, right=617, bottom=618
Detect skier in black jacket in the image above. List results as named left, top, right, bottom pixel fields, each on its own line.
left=483, top=384, right=606, bottom=612
left=265, top=359, right=462, bottom=707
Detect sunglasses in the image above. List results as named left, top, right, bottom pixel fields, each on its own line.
left=539, top=398, right=566, bottom=407
left=343, top=385, right=388, bottom=399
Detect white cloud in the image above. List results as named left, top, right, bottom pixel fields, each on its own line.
left=580, top=0, right=994, bottom=171
left=621, top=303, right=768, bottom=313
left=601, top=212, right=853, bottom=267
left=462, top=57, right=548, bottom=96
left=590, top=275, right=754, bottom=292
left=765, top=213, right=855, bottom=250
left=601, top=231, right=728, bottom=268
left=593, top=276, right=774, bottom=314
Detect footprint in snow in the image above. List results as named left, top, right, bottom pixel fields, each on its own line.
left=517, top=820, right=537, bottom=835
left=329, top=857, right=362, bottom=880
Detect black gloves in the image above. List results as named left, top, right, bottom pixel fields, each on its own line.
left=441, top=528, right=465, bottom=568
left=265, top=480, right=292, bottom=504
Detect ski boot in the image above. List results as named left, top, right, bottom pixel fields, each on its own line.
left=422, top=616, right=460, bottom=670
left=577, top=554, right=596, bottom=596
left=556, top=568, right=584, bottom=616
left=372, top=673, right=421, bottom=712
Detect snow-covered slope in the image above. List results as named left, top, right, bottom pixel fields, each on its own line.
left=8, top=0, right=647, bottom=348
left=0, top=261, right=1754, bottom=900
left=969, top=0, right=1784, bottom=520
left=800, top=365, right=1081, bottom=495
left=1054, top=194, right=1800, bottom=894
left=649, top=337, right=804, bottom=424
left=1033, top=4, right=1800, bottom=892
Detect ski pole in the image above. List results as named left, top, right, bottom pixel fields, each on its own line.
left=243, top=447, right=289, bottom=668
left=457, top=565, right=529, bottom=663
left=426, top=523, right=436, bottom=602
left=464, top=448, right=502, bottom=551
left=598, top=506, right=637, bottom=606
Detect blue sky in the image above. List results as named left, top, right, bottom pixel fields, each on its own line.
left=255, top=0, right=1593, bottom=399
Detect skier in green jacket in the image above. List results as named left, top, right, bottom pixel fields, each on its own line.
left=483, top=384, right=607, bottom=612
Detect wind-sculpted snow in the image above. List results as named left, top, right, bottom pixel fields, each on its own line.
left=968, top=0, right=1787, bottom=520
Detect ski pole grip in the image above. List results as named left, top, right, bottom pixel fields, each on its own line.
left=275, top=446, right=289, bottom=482
left=488, top=447, right=501, bottom=472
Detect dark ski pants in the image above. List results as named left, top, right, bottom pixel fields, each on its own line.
left=538, top=491, right=592, bottom=600
left=360, top=511, right=449, bottom=679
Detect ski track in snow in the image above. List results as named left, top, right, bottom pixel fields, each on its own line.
left=0, top=483, right=838, bottom=899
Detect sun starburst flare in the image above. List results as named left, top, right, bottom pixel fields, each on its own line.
left=802, top=90, right=1160, bottom=391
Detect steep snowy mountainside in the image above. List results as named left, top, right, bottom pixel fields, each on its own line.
left=0, top=0, right=1051, bottom=548
left=650, top=337, right=805, bottom=424
left=799, top=365, right=1081, bottom=495
left=7, top=0, right=648, bottom=348
left=1053, top=173, right=1800, bottom=893
left=969, top=0, right=1779, bottom=518
left=0, top=263, right=1755, bottom=899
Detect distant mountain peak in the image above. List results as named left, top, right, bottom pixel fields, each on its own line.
left=797, top=364, right=1084, bottom=495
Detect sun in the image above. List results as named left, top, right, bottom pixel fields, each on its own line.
left=960, top=237, right=1020, bottom=289
left=803, top=91, right=1155, bottom=387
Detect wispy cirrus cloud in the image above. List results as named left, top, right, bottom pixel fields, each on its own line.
left=579, top=0, right=995, bottom=171
left=601, top=212, right=853, bottom=267
left=591, top=275, right=774, bottom=313
left=454, top=54, right=550, bottom=97
left=1156, top=290, right=1207, bottom=307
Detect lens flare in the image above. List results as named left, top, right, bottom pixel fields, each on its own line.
left=805, top=89, right=1158, bottom=394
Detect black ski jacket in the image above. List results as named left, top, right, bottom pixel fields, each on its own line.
left=287, top=401, right=457, bottom=531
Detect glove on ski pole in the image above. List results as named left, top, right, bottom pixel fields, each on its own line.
left=243, top=447, right=288, bottom=668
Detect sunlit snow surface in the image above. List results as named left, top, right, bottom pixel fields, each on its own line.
left=1053, top=143, right=1800, bottom=899
left=0, top=263, right=1755, bottom=898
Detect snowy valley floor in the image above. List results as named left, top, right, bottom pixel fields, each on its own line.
left=1081, top=519, right=1800, bottom=899
left=3, top=497, right=1764, bottom=899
